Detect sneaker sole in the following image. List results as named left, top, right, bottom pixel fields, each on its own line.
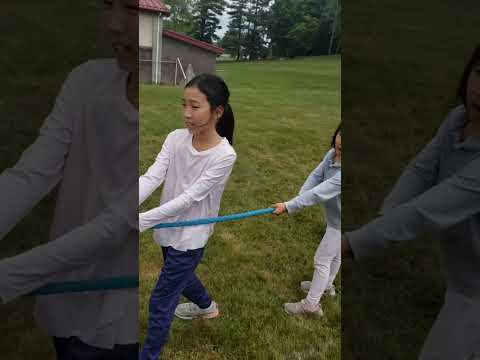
left=175, top=309, right=220, bottom=321
left=301, top=288, right=336, bottom=297
left=283, top=307, right=323, bottom=317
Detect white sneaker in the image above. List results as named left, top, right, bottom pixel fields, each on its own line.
left=300, top=281, right=336, bottom=297
left=326, top=284, right=336, bottom=297
left=174, top=301, right=219, bottom=320
left=284, top=299, right=323, bottom=316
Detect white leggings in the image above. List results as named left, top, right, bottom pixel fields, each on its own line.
left=306, top=226, right=341, bottom=305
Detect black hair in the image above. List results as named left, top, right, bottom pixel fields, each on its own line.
left=185, top=74, right=235, bottom=145
left=457, top=45, right=480, bottom=105
left=331, top=123, right=341, bottom=148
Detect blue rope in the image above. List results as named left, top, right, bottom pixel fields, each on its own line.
left=152, top=207, right=275, bottom=229
left=31, top=208, right=275, bottom=295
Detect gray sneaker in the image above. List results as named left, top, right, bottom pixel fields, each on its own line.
left=300, top=281, right=336, bottom=297
left=284, top=299, right=323, bottom=316
left=175, top=301, right=219, bottom=320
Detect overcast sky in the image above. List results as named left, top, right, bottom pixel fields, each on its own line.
left=217, top=9, right=230, bottom=37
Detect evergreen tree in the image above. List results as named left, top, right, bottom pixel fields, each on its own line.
left=191, top=0, right=227, bottom=43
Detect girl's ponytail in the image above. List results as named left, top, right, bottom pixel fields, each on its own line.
left=216, top=103, right=234, bottom=145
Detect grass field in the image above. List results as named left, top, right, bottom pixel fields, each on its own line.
left=5, top=1, right=478, bottom=358
left=140, top=56, right=341, bottom=359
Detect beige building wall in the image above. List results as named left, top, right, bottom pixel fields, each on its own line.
left=139, top=12, right=154, bottom=48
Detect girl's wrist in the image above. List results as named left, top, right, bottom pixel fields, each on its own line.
left=341, top=233, right=353, bottom=259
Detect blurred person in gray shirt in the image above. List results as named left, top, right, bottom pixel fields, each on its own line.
left=0, top=0, right=139, bottom=358
left=343, top=45, right=480, bottom=360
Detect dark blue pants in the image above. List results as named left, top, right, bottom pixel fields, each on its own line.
left=140, top=246, right=212, bottom=360
left=53, top=337, right=138, bottom=360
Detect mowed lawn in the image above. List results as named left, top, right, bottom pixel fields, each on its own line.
left=140, top=57, right=341, bottom=359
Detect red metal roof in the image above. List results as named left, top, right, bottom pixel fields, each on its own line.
left=139, top=0, right=170, bottom=14
left=163, top=29, right=224, bottom=55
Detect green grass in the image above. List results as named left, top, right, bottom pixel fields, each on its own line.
left=140, top=56, right=341, bottom=359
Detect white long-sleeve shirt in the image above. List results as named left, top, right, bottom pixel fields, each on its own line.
left=0, top=59, right=139, bottom=349
left=139, top=129, right=237, bottom=251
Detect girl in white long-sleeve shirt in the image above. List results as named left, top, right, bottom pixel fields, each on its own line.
left=139, top=74, right=237, bottom=360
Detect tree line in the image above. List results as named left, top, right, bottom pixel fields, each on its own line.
left=163, top=0, right=341, bottom=60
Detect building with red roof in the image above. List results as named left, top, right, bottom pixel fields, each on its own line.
left=139, top=0, right=170, bottom=14
left=139, top=1, right=224, bottom=85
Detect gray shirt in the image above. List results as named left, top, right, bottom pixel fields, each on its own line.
left=286, top=148, right=341, bottom=230
left=347, top=105, right=480, bottom=299
left=0, top=59, right=138, bottom=348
